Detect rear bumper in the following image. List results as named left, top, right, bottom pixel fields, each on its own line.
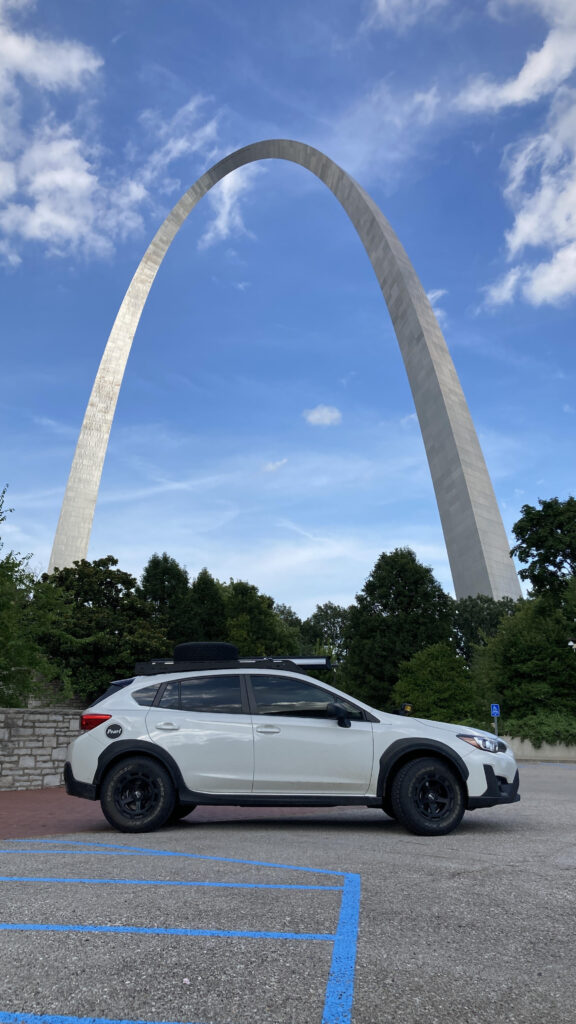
left=467, top=765, right=520, bottom=809
left=64, top=761, right=98, bottom=801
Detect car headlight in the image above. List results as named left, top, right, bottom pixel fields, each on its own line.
left=458, top=734, right=507, bottom=754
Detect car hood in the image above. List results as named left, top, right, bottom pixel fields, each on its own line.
left=407, top=716, right=497, bottom=742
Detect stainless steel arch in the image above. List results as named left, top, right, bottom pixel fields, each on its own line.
left=49, top=139, right=521, bottom=600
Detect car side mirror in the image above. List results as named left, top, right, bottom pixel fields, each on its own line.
left=326, top=702, right=351, bottom=728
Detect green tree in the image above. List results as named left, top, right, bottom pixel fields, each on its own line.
left=302, top=602, right=351, bottom=660
left=0, top=486, right=55, bottom=706
left=139, top=552, right=191, bottom=646
left=511, top=496, right=576, bottom=597
left=453, top=594, right=518, bottom=663
left=341, top=548, right=454, bottom=708
left=223, top=579, right=300, bottom=657
left=33, top=556, right=168, bottom=703
left=187, top=568, right=228, bottom=642
left=272, top=603, right=305, bottom=655
left=391, top=643, right=481, bottom=723
left=470, top=590, right=576, bottom=720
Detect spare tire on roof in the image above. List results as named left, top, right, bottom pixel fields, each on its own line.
left=173, top=642, right=239, bottom=662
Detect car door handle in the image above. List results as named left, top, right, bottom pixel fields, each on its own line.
left=255, top=726, right=281, bottom=734
left=155, top=722, right=180, bottom=731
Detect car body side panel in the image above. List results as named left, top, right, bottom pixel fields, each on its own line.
left=145, top=708, right=254, bottom=793
left=252, top=717, right=373, bottom=795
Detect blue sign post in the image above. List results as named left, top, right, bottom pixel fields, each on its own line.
left=491, top=703, right=500, bottom=736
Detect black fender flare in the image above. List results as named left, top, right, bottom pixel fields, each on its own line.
left=377, top=739, right=469, bottom=799
left=94, top=740, right=186, bottom=798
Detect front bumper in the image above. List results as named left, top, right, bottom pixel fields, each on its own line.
left=467, top=765, right=520, bottom=809
left=64, top=761, right=98, bottom=801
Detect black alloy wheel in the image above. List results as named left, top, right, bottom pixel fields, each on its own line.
left=390, top=757, right=465, bottom=836
left=100, top=756, right=176, bottom=833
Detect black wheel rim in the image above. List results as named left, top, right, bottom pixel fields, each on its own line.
left=113, top=768, right=161, bottom=819
left=414, top=770, right=454, bottom=820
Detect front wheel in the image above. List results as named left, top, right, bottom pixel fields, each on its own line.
left=391, top=757, right=465, bottom=836
left=100, top=756, right=176, bottom=833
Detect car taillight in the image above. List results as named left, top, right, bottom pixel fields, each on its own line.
left=80, top=713, right=112, bottom=732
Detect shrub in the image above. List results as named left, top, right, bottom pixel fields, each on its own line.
left=502, top=711, right=576, bottom=749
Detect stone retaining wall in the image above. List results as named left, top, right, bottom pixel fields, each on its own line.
left=0, top=707, right=80, bottom=790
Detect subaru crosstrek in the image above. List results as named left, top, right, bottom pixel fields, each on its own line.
left=64, top=642, right=520, bottom=837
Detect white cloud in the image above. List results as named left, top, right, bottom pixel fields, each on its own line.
left=323, top=81, right=440, bottom=183
left=458, top=29, right=576, bottom=111
left=463, top=2, right=576, bottom=306
left=427, top=288, right=448, bottom=323
left=197, top=164, right=262, bottom=250
left=263, top=458, right=288, bottom=473
left=522, top=241, right=576, bottom=303
left=303, top=405, right=343, bottom=427
left=486, top=88, right=576, bottom=305
left=363, top=0, right=448, bottom=33
left=0, top=6, right=101, bottom=90
left=459, top=1, right=576, bottom=112
left=0, top=4, right=237, bottom=265
left=484, top=266, right=524, bottom=306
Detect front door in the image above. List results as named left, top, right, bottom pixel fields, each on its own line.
left=249, top=673, right=373, bottom=795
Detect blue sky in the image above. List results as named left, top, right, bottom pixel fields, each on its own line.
left=1, top=0, right=575, bottom=616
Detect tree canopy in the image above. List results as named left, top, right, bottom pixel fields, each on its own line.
left=391, top=643, right=480, bottom=723
left=139, top=552, right=191, bottom=645
left=341, top=547, right=454, bottom=709
left=32, top=556, right=168, bottom=703
left=511, top=496, right=576, bottom=597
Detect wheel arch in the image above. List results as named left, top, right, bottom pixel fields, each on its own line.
left=377, top=739, right=469, bottom=807
left=94, top=740, right=185, bottom=797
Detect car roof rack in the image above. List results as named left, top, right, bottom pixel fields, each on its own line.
left=134, top=654, right=332, bottom=677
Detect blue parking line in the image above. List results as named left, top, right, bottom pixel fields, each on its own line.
left=0, top=1015, right=224, bottom=1024
left=322, top=874, right=361, bottom=1024
left=0, top=876, right=341, bottom=892
left=0, top=922, right=334, bottom=941
left=6, top=839, right=348, bottom=877
left=0, top=840, right=361, bottom=1024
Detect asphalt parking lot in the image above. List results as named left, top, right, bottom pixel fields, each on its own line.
left=0, top=762, right=575, bottom=1024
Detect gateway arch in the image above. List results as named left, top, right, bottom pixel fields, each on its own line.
left=49, top=139, right=521, bottom=601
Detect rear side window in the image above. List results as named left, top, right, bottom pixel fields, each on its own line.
left=132, top=683, right=161, bottom=706
left=89, top=677, right=135, bottom=707
left=157, top=675, right=244, bottom=714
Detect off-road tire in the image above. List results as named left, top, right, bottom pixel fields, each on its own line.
left=390, top=757, right=465, bottom=836
left=100, top=756, right=176, bottom=833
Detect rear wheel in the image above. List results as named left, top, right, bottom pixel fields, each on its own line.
left=100, top=756, right=175, bottom=833
left=391, top=757, right=465, bottom=836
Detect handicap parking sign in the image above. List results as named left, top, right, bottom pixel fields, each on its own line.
left=491, top=703, right=501, bottom=717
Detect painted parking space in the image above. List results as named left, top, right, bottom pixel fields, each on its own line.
left=0, top=839, right=361, bottom=1024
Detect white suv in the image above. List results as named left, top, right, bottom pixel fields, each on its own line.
left=65, top=642, right=520, bottom=837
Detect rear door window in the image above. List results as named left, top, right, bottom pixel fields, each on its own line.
left=157, top=675, right=245, bottom=714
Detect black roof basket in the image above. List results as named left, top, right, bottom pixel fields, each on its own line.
left=134, top=643, right=332, bottom=677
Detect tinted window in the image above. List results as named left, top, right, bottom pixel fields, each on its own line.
left=158, top=675, right=244, bottom=714
left=158, top=681, right=180, bottom=708
left=132, top=683, right=161, bottom=707
left=250, top=675, right=364, bottom=720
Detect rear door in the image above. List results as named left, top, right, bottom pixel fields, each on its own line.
left=249, top=673, right=373, bottom=795
left=146, top=672, right=253, bottom=794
